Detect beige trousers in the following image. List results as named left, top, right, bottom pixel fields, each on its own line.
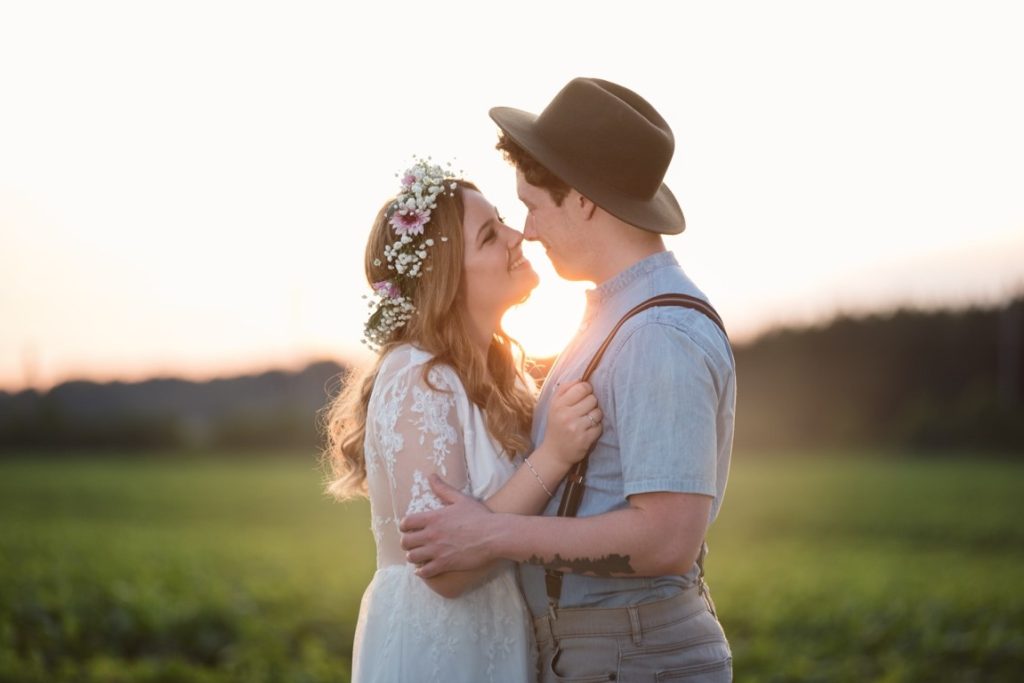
left=532, top=586, right=732, bottom=682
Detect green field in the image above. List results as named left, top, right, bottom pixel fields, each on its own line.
left=1, top=452, right=1022, bottom=682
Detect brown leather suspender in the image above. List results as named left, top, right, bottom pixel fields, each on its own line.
left=544, top=293, right=727, bottom=607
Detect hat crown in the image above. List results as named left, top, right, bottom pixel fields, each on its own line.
left=489, top=77, right=685, bottom=234
left=534, top=78, right=674, bottom=200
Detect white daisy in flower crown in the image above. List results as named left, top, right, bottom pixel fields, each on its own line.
left=362, top=157, right=458, bottom=350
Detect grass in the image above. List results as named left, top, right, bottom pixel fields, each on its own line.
left=1, top=450, right=1022, bottom=682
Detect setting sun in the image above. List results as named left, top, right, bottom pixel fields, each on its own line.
left=501, top=242, right=590, bottom=360
left=1, top=2, right=1022, bottom=391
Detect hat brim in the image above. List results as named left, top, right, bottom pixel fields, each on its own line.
left=490, top=106, right=685, bottom=235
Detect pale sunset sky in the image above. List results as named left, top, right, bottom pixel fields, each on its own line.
left=1, top=1, right=1022, bottom=391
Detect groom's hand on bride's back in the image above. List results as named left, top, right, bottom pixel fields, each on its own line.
left=399, top=474, right=497, bottom=577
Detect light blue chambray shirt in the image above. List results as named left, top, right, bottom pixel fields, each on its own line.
left=519, top=251, right=736, bottom=617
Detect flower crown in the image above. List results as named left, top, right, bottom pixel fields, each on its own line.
left=362, top=157, right=458, bottom=350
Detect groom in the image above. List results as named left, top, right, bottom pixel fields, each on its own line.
left=401, top=78, right=736, bottom=681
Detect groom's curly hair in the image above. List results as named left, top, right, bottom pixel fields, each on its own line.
left=495, top=133, right=571, bottom=206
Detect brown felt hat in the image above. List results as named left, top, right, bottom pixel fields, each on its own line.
left=489, top=77, right=685, bottom=235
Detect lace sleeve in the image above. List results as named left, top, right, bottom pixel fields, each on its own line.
left=380, top=363, right=471, bottom=521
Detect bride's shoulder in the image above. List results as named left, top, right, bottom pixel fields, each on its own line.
left=377, top=344, right=465, bottom=394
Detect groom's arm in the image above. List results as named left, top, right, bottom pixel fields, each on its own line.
left=511, top=491, right=712, bottom=577
left=400, top=478, right=711, bottom=579
left=402, top=320, right=725, bottom=579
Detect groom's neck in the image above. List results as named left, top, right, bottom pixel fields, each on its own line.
left=583, top=224, right=667, bottom=285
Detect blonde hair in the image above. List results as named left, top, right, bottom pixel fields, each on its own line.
left=322, top=180, right=535, bottom=499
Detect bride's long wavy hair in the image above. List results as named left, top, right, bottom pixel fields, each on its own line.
left=322, top=180, right=535, bottom=500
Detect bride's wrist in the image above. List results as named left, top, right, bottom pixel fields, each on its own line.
left=530, top=442, right=573, bottom=474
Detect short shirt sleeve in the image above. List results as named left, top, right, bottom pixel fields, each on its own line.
left=610, top=322, right=721, bottom=500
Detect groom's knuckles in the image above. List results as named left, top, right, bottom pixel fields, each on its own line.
left=416, top=562, right=439, bottom=579
left=398, top=512, right=429, bottom=533
left=400, top=529, right=433, bottom=551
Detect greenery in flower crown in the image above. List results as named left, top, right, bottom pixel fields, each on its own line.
left=361, top=157, right=458, bottom=350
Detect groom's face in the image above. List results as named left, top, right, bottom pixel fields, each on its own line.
left=516, top=171, right=585, bottom=281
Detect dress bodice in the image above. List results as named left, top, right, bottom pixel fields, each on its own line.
left=363, top=344, right=518, bottom=568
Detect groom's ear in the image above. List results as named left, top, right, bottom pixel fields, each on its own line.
left=573, top=191, right=598, bottom=221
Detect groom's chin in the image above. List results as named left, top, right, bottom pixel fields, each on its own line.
left=550, top=262, right=587, bottom=283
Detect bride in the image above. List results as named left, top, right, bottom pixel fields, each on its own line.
left=323, top=159, right=603, bottom=682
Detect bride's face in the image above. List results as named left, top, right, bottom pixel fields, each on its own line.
left=460, top=188, right=539, bottom=320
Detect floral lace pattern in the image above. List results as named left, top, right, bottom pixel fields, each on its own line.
left=363, top=346, right=472, bottom=568
left=366, top=366, right=410, bottom=484
left=410, top=367, right=458, bottom=475
left=353, top=344, right=535, bottom=681
left=406, top=469, right=443, bottom=515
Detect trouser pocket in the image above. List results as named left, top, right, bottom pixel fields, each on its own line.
left=617, top=609, right=732, bottom=682
left=540, top=636, right=619, bottom=683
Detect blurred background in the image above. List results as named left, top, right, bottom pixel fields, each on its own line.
left=2, top=1, right=1022, bottom=681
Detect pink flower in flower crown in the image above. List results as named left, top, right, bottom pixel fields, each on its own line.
left=389, top=208, right=430, bottom=236
left=401, top=173, right=417, bottom=188
left=372, top=280, right=401, bottom=299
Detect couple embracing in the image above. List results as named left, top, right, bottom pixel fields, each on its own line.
left=324, top=77, right=737, bottom=682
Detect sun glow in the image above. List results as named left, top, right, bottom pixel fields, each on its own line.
left=501, top=242, right=590, bottom=360
left=2, top=3, right=1023, bottom=391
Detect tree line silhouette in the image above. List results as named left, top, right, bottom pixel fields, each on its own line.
left=2, top=297, right=1021, bottom=455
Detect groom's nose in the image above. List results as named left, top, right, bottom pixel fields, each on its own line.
left=522, top=217, right=539, bottom=241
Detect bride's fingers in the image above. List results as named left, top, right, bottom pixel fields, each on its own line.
left=554, top=379, right=576, bottom=396
left=586, top=408, right=603, bottom=427
left=570, top=393, right=598, bottom=415
left=556, top=381, right=592, bottom=405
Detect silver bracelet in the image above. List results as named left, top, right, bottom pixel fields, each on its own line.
left=524, top=456, right=554, bottom=497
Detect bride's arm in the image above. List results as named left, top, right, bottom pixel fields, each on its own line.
left=484, top=380, right=601, bottom=514
left=418, top=380, right=602, bottom=598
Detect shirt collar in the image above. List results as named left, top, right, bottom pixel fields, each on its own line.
left=584, top=251, right=679, bottom=312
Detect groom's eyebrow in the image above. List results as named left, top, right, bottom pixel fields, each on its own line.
left=475, top=218, right=496, bottom=247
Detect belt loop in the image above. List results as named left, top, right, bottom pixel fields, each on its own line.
left=547, top=601, right=558, bottom=621
left=537, top=613, right=554, bottom=643
left=627, top=605, right=642, bottom=646
left=700, top=581, right=719, bottom=619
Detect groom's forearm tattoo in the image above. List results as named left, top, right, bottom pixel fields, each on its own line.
left=526, top=553, right=636, bottom=577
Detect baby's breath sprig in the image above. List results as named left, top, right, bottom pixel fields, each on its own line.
left=361, top=157, right=458, bottom=350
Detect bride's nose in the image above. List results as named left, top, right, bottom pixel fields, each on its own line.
left=503, top=224, right=525, bottom=248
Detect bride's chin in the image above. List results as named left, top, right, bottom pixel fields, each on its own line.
left=497, top=292, right=532, bottom=317
left=496, top=277, right=539, bottom=314
left=515, top=280, right=539, bottom=306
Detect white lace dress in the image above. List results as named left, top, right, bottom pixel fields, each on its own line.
left=351, top=344, right=535, bottom=683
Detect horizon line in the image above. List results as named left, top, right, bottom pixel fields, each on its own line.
left=4, top=293, right=1020, bottom=395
